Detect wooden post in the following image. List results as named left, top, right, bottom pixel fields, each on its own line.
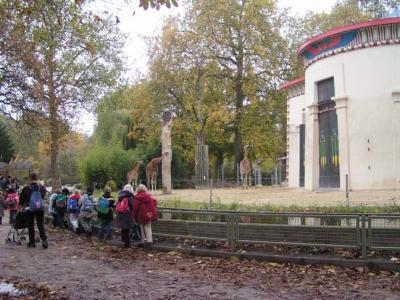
left=162, top=110, right=172, bottom=194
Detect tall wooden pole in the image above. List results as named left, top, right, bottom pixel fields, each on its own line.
left=162, top=110, right=172, bottom=194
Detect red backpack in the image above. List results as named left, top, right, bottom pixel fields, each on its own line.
left=6, top=193, right=19, bottom=211
left=116, top=197, right=130, bottom=214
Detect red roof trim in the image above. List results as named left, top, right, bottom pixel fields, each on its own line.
left=297, top=17, right=400, bottom=56
left=279, top=76, right=305, bottom=90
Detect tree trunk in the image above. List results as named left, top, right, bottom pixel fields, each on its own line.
left=233, top=50, right=244, bottom=176
left=195, top=132, right=208, bottom=184
left=49, top=82, right=61, bottom=191
left=162, top=110, right=172, bottom=194
left=49, top=112, right=61, bottom=191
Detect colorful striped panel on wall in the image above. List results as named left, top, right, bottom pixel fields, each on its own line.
left=300, top=23, right=400, bottom=68
left=303, top=31, right=357, bottom=60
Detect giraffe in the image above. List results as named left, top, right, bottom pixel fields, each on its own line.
left=127, top=161, right=143, bottom=191
left=146, top=156, right=162, bottom=192
left=239, top=146, right=252, bottom=188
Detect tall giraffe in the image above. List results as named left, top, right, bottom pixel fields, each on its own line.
left=127, top=161, right=143, bottom=191
left=146, top=156, right=162, bottom=192
left=239, top=146, right=252, bottom=188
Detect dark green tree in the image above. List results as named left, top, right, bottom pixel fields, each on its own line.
left=0, top=122, right=14, bottom=163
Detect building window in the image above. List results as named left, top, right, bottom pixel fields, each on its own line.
left=318, top=78, right=335, bottom=103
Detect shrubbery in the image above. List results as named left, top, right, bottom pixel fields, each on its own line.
left=79, top=139, right=191, bottom=189
left=79, top=144, right=137, bottom=188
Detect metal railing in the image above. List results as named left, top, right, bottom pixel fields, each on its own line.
left=44, top=208, right=400, bottom=258
left=153, top=208, right=400, bottom=257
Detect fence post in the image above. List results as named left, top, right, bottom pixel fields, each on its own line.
left=345, top=174, right=349, bottom=206
left=361, top=215, right=367, bottom=259
left=209, top=178, right=213, bottom=209
left=236, top=163, right=240, bottom=186
left=228, top=213, right=238, bottom=252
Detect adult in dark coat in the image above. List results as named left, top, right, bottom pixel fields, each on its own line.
left=19, top=172, right=48, bottom=248
left=114, top=184, right=134, bottom=247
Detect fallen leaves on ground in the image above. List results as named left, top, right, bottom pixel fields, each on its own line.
left=0, top=278, right=67, bottom=300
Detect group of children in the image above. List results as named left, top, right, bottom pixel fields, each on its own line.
left=48, top=183, right=158, bottom=248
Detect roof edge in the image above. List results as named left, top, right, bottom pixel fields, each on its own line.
left=297, top=17, right=400, bottom=56
left=279, top=76, right=305, bottom=90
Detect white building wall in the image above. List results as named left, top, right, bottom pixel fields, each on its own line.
left=304, top=45, right=400, bottom=190
left=287, top=94, right=306, bottom=188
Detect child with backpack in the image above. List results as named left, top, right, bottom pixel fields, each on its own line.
left=67, top=189, right=81, bottom=232
left=4, top=187, right=19, bottom=224
left=79, top=185, right=95, bottom=238
left=54, top=188, right=69, bottom=229
left=97, top=186, right=115, bottom=240
left=115, top=184, right=134, bottom=248
left=49, top=189, right=61, bottom=228
left=0, top=190, right=4, bottom=225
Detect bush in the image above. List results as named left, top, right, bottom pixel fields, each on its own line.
left=79, top=144, right=138, bottom=188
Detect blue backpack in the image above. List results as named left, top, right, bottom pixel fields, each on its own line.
left=97, top=197, right=109, bottom=215
left=67, top=198, right=79, bottom=213
left=82, top=195, right=94, bottom=212
left=29, top=185, right=44, bottom=212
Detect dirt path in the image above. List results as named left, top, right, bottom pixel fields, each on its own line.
left=1, top=214, right=399, bottom=299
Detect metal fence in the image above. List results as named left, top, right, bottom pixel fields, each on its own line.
left=153, top=208, right=400, bottom=258
left=44, top=208, right=400, bottom=258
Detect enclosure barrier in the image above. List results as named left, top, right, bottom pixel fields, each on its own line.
left=152, top=208, right=400, bottom=258
left=43, top=209, right=400, bottom=258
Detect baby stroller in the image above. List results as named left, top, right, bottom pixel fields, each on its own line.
left=5, top=209, right=29, bottom=245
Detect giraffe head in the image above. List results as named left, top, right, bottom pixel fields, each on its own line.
left=243, top=144, right=250, bottom=159
left=153, top=156, right=162, bottom=164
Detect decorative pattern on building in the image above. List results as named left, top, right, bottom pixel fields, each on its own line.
left=287, top=83, right=305, bottom=98
left=300, top=22, right=400, bottom=68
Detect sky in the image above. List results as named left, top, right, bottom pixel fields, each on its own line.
left=77, top=0, right=337, bottom=135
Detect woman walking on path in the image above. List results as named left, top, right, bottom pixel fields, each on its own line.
left=132, top=184, right=158, bottom=249
left=115, top=184, right=134, bottom=248
left=19, top=172, right=48, bottom=248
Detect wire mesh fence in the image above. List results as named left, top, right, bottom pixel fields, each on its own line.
left=234, top=212, right=360, bottom=248
left=153, top=208, right=400, bottom=256
left=367, top=215, right=400, bottom=250
left=43, top=207, right=400, bottom=258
